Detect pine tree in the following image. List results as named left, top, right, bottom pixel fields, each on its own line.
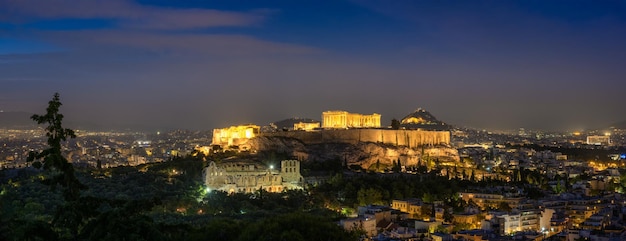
left=392, top=159, right=402, bottom=173
left=27, top=93, right=84, bottom=201
left=376, top=159, right=380, bottom=171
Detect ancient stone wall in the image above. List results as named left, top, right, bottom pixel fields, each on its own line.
left=260, top=129, right=450, bottom=148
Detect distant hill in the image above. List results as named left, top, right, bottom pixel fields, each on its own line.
left=399, top=108, right=450, bottom=130
left=0, top=111, right=36, bottom=129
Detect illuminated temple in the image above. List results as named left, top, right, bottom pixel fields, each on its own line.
left=210, top=109, right=450, bottom=150
left=294, top=121, right=320, bottom=131
left=322, top=111, right=381, bottom=129
left=212, top=125, right=260, bottom=147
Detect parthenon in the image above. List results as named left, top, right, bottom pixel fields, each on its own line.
left=322, top=111, right=381, bottom=129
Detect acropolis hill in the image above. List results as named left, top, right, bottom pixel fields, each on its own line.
left=260, top=129, right=450, bottom=148
left=207, top=109, right=460, bottom=170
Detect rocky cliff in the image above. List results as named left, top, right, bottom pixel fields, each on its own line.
left=247, top=136, right=459, bottom=170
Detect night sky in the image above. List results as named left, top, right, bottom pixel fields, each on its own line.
left=1, top=0, right=625, bottom=131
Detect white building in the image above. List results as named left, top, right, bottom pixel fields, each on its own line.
left=340, top=217, right=377, bottom=237
left=586, top=135, right=611, bottom=145
left=203, top=159, right=303, bottom=194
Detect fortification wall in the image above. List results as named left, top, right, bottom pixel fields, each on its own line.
left=260, top=129, right=450, bottom=148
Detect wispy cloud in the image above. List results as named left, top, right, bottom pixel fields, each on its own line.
left=41, top=30, right=322, bottom=56
left=0, top=0, right=315, bottom=56
left=0, top=0, right=267, bottom=29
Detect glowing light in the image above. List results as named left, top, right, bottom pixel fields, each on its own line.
left=269, top=165, right=274, bottom=170
left=294, top=122, right=320, bottom=131
left=212, top=125, right=260, bottom=146
left=322, top=111, right=381, bottom=129
left=604, top=132, right=611, bottom=136
left=404, top=117, right=426, bottom=124
left=205, top=187, right=211, bottom=193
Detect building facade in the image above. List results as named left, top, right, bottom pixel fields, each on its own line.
left=586, top=135, right=611, bottom=145
left=212, top=125, right=260, bottom=147
left=460, top=192, right=523, bottom=210
left=293, top=121, right=320, bottom=131
left=203, top=160, right=303, bottom=194
left=322, top=111, right=381, bottom=129
left=392, top=199, right=424, bottom=219
left=340, top=217, right=377, bottom=237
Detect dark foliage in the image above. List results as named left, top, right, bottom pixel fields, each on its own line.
left=27, top=93, right=85, bottom=201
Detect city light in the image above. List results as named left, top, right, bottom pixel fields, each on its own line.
left=2, top=2, right=625, bottom=240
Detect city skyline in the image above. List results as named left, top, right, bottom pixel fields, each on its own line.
left=1, top=0, right=625, bottom=131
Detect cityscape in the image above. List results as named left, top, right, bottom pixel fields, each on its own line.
left=2, top=106, right=626, bottom=241
left=2, top=1, right=626, bottom=241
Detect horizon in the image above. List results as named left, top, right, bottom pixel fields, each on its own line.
left=0, top=109, right=621, bottom=133
left=1, top=1, right=625, bottom=132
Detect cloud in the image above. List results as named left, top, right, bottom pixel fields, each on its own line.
left=0, top=0, right=267, bottom=29
left=40, top=30, right=322, bottom=56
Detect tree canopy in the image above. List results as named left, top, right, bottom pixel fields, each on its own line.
left=27, top=93, right=84, bottom=201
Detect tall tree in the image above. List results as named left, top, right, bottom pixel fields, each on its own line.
left=375, top=159, right=380, bottom=171
left=391, top=119, right=400, bottom=130
left=28, top=93, right=84, bottom=201
left=497, top=201, right=512, bottom=212
left=357, top=188, right=383, bottom=206
left=443, top=207, right=454, bottom=223
left=392, top=159, right=402, bottom=173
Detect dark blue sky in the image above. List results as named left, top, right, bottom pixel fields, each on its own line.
left=1, top=0, right=625, bottom=131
